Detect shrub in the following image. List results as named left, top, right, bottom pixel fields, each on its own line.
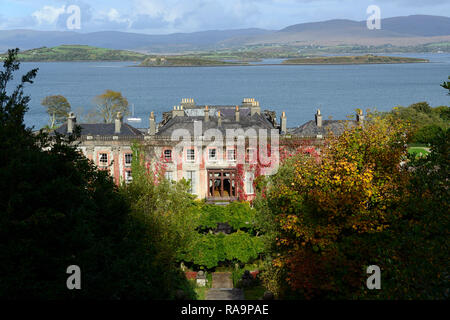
left=179, top=202, right=265, bottom=269
left=413, top=124, right=443, bottom=144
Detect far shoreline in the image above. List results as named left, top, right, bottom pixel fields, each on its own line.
left=16, top=57, right=431, bottom=67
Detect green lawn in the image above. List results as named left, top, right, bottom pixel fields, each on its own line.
left=408, top=147, right=430, bottom=158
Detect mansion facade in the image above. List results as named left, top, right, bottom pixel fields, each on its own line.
left=55, top=98, right=364, bottom=202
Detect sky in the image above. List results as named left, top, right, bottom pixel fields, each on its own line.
left=1, top=0, right=449, bottom=34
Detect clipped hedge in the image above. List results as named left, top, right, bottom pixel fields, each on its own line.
left=195, top=202, right=257, bottom=231
left=179, top=202, right=264, bottom=269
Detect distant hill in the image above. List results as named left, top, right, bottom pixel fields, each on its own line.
left=243, top=15, right=450, bottom=47
left=2, top=45, right=148, bottom=61
left=279, top=15, right=450, bottom=36
left=0, top=15, right=449, bottom=53
left=0, top=28, right=272, bottom=53
left=380, top=15, right=450, bottom=36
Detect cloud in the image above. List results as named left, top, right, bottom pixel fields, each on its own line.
left=32, top=5, right=66, bottom=25
left=2, top=0, right=449, bottom=33
left=107, top=8, right=121, bottom=22
left=126, top=0, right=262, bottom=32
left=130, top=14, right=170, bottom=30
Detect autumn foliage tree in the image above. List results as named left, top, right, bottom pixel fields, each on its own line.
left=93, top=89, right=129, bottom=123
left=257, top=114, right=413, bottom=299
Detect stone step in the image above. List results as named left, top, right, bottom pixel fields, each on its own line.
left=211, top=272, right=233, bottom=289
left=205, top=288, right=244, bottom=300
left=205, top=201, right=230, bottom=206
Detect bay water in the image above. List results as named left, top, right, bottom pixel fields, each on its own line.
left=15, top=53, right=450, bottom=130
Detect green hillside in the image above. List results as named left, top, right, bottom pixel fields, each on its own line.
left=3, top=45, right=149, bottom=61
left=138, top=56, right=244, bottom=67
left=139, top=56, right=243, bottom=67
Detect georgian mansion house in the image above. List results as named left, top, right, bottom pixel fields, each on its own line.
left=55, top=98, right=364, bottom=202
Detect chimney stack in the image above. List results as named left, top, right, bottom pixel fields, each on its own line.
left=251, top=100, right=260, bottom=116
left=315, top=109, right=322, bottom=127
left=181, top=98, right=195, bottom=108
left=115, top=112, right=123, bottom=134
left=217, top=111, right=222, bottom=127
left=235, top=105, right=240, bottom=122
left=280, top=111, right=287, bottom=133
left=67, top=112, right=76, bottom=134
left=149, top=111, right=156, bottom=135
left=243, top=98, right=261, bottom=116
left=172, top=105, right=185, bottom=117
left=356, top=109, right=364, bottom=125
left=204, top=105, right=209, bottom=122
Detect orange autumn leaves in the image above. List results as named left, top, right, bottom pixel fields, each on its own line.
left=267, top=114, right=411, bottom=297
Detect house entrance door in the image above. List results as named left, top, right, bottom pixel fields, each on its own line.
left=207, top=169, right=237, bottom=200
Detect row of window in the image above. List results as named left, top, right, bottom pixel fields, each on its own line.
left=96, top=153, right=133, bottom=184
left=97, top=153, right=132, bottom=167
left=97, top=148, right=255, bottom=166
left=95, top=152, right=254, bottom=192
left=163, top=148, right=255, bottom=162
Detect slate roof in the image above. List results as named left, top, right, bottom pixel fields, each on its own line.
left=156, top=106, right=277, bottom=137
left=289, top=119, right=358, bottom=137
left=54, top=122, right=143, bottom=136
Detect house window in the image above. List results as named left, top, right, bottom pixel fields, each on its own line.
left=208, top=148, right=217, bottom=161
left=124, top=153, right=132, bottom=166
left=164, top=149, right=172, bottom=162
left=246, top=148, right=255, bottom=163
left=227, top=149, right=236, bottom=162
left=246, top=172, right=255, bottom=194
left=186, top=148, right=195, bottom=162
left=99, top=153, right=108, bottom=166
left=184, top=171, right=196, bottom=194
left=125, top=170, right=132, bottom=184
left=165, top=171, right=174, bottom=181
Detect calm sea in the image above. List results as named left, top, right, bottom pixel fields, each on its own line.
left=15, top=53, right=450, bottom=130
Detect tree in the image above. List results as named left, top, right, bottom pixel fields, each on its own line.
left=41, top=95, right=71, bottom=128
left=382, top=103, right=449, bottom=144
left=121, top=142, right=199, bottom=271
left=178, top=202, right=265, bottom=270
left=93, top=89, right=129, bottom=123
left=256, top=114, right=412, bottom=299
left=441, top=76, right=450, bottom=94
left=410, top=101, right=432, bottom=114
left=0, top=49, right=194, bottom=299
left=0, top=48, right=38, bottom=151
left=376, top=128, right=449, bottom=299
left=413, top=124, right=444, bottom=144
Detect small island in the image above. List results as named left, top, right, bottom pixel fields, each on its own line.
left=138, top=56, right=245, bottom=67
left=282, top=55, right=429, bottom=65
left=3, top=45, right=149, bottom=62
